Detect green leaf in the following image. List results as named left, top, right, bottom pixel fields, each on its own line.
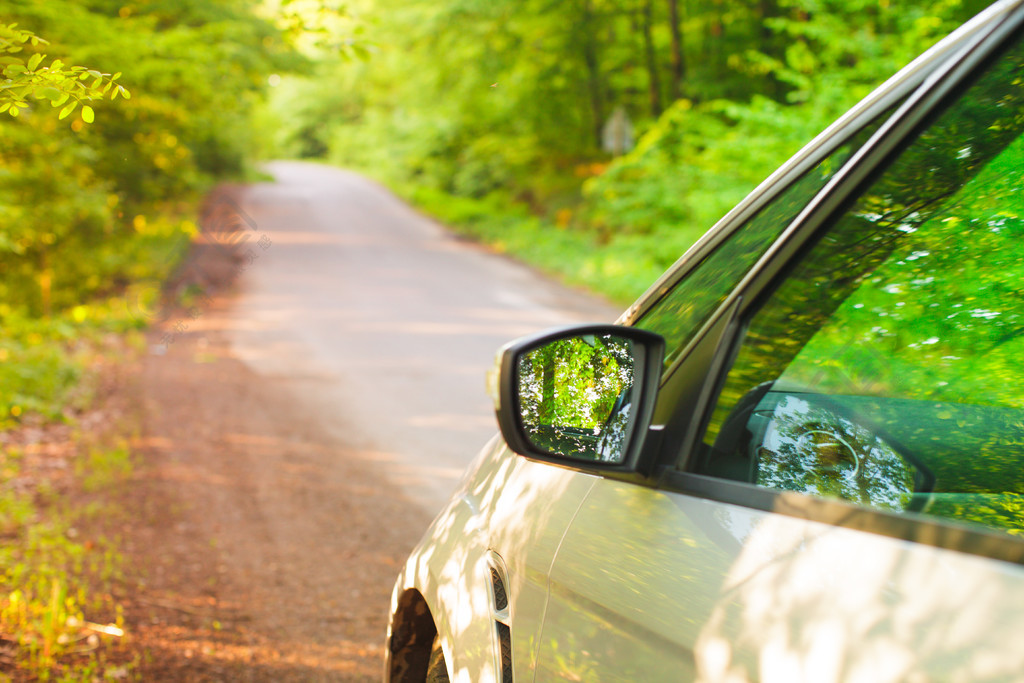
left=39, top=86, right=61, bottom=101
left=80, top=105, right=94, bottom=123
left=0, top=102, right=10, bottom=113
left=4, top=63, right=26, bottom=77
left=26, top=53, right=43, bottom=70
left=53, top=92, right=69, bottom=106
left=9, top=106, right=19, bottom=117
left=58, top=100, right=77, bottom=120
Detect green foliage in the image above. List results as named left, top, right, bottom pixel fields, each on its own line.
left=699, top=41, right=1024, bottom=535
left=0, top=1, right=297, bottom=321
left=580, top=95, right=830, bottom=246
left=1, top=444, right=131, bottom=680
left=745, top=0, right=987, bottom=106
left=264, top=0, right=996, bottom=306
left=0, top=314, right=82, bottom=428
left=0, top=22, right=129, bottom=122
left=0, top=302, right=153, bottom=430
left=518, top=333, right=635, bottom=461
left=521, top=336, right=630, bottom=430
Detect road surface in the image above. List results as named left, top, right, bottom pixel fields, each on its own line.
left=226, top=161, right=619, bottom=512
left=127, top=161, right=621, bottom=680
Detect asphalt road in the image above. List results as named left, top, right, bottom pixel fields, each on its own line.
left=223, top=161, right=620, bottom=513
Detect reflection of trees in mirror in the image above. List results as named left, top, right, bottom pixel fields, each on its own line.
left=705, top=35, right=1024, bottom=535
left=518, top=335, right=635, bottom=462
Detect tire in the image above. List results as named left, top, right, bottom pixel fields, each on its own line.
left=425, top=635, right=450, bottom=683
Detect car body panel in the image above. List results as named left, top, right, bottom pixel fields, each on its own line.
left=537, top=477, right=1024, bottom=682
left=388, top=435, right=597, bottom=681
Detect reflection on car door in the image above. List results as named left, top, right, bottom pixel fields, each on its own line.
left=534, top=481, right=732, bottom=680
left=538, top=479, right=1024, bottom=681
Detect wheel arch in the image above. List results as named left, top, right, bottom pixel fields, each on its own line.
left=386, top=587, right=446, bottom=682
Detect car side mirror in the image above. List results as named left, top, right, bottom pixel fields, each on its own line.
left=488, top=324, right=665, bottom=472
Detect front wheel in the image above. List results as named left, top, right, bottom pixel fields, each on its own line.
left=425, top=635, right=449, bottom=683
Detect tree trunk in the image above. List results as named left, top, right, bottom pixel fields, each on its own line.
left=581, top=0, right=606, bottom=148
left=759, top=0, right=782, bottom=99
left=667, top=0, right=686, bottom=100
left=583, top=41, right=606, bottom=148
left=641, top=0, right=663, bottom=116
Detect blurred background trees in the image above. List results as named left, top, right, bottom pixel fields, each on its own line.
left=0, top=0, right=300, bottom=425
left=1, top=0, right=300, bottom=317
left=0, top=0, right=997, bottom=425
left=259, top=0, right=991, bottom=301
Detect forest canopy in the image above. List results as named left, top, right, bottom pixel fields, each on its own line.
left=0, top=0, right=301, bottom=316
left=262, top=0, right=992, bottom=301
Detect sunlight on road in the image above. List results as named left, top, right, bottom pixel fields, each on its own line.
left=227, top=162, right=619, bottom=513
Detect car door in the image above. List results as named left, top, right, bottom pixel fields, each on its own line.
left=533, top=8, right=1024, bottom=681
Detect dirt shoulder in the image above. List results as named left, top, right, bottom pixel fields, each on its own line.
left=115, top=240, right=427, bottom=680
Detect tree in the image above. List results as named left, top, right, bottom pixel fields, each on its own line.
left=0, top=0, right=297, bottom=316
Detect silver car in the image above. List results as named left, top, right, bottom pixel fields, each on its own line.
left=387, top=1, right=1024, bottom=680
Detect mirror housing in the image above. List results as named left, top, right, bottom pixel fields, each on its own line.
left=489, top=324, right=665, bottom=474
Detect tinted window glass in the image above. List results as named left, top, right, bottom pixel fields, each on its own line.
left=698, top=32, right=1024, bottom=536
left=636, top=109, right=900, bottom=371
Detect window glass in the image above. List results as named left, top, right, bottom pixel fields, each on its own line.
left=697, top=32, right=1024, bottom=536
left=636, top=107, right=902, bottom=372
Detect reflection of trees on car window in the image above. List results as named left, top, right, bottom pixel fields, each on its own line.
left=717, top=41, right=1024, bottom=412
left=756, top=395, right=917, bottom=510
left=785, top=135, right=1024, bottom=406
left=517, top=335, right=635, bottom=461
left=703, top=34, right=1024, bottom=535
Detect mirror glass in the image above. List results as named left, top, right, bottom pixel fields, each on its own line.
left=516, top=334, right=637, bottom=463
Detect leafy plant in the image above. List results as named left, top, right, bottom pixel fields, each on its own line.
left=0, top=22, right=128, bottom=122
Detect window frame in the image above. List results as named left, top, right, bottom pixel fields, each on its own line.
left=624, top=1, right=1015, bottom=471
left=652, top=2, right=1024, bottom=564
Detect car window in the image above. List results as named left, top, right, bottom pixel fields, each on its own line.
left=695, top=30, right=1024, bottom=536
left=636, top=105, right=902, bottom=373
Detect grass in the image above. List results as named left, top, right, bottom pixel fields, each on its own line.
left=1, top=440, right=136, bottom=680
left=0, top=211, right=189, bottom=680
